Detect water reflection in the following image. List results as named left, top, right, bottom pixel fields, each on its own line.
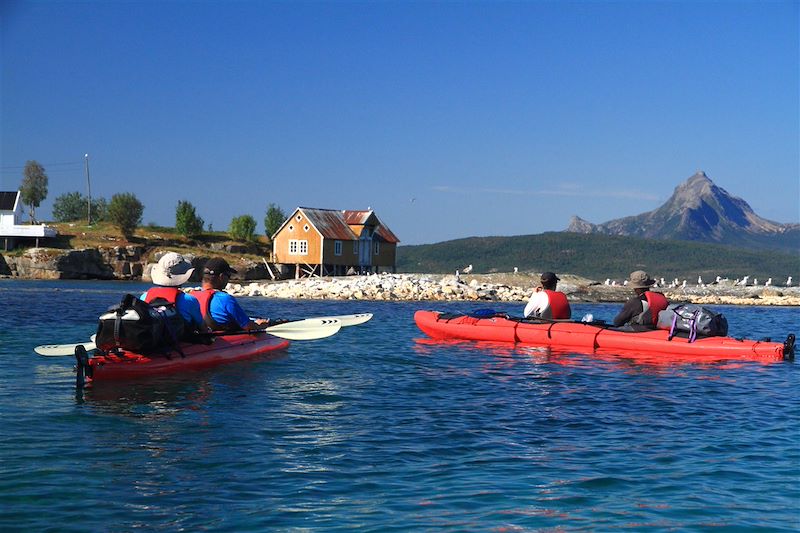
left=84, top=375, right=214, bottom=419
left=413, top=336, right=782, bottom=377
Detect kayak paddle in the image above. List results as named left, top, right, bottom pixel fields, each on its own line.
left=34, top=315, right=348, bottom=356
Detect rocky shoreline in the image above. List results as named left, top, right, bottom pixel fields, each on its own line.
left=214, top=272, right=800, bottom=307
left=2, top=247, right=796, bottom=306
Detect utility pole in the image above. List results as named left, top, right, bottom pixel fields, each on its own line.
left=84, top=153, right=92, bottom=224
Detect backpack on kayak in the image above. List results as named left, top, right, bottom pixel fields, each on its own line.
left=657, top=303, right=728, bottom=342
left=95, top=293, right=185, bottom=354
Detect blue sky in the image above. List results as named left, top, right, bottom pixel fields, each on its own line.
left=2, top=1, right=797, bottom=245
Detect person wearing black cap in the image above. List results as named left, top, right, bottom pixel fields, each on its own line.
left=523, top=272, right=571, bottom=319
left=192, top=257, right=272, bottom=331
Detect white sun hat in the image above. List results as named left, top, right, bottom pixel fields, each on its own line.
left=151, top=252, right=195, bottom=287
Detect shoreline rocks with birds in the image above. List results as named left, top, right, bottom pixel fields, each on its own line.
left=212, top=272, right=800, bottom=307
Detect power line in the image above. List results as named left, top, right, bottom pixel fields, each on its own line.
left=0, top=161, right=84, bottom=170
left=1, top=168, right=84, bottom=175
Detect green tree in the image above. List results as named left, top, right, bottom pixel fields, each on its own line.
left=52, top=191, right=108, bottom=222
left=229, top=214, right=257, bottom=242
left=107, top=192, right=144, bottom=239
left=175, top=200, right=204, bottom=238
left=92, top=197, right=108, bottom=222
left=52, top=192, right=85, bottom=222
left=20, top=160, right=48, bottom=223
left=264, top=203, right=287, bottom=238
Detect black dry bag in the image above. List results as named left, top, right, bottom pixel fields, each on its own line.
left=95, top=293, right=185, bottom=353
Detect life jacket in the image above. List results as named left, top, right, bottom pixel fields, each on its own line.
left=644, top=291, right=668, bottom=323
left=543, top=290, right=571, bottom=319
left=193, top=288, right=227, bottom=331
left=144, top=287, right=180, bottom=305
left=631, top=291, right=669, bottom=325
left=144, top=286, right=194, bottom=342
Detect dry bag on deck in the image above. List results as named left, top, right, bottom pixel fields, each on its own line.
left=657, top=303, right=728, bottom=342
left=95, top=293, right=185, bottom=353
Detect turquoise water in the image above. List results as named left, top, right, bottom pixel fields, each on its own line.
left=1, top=280, right=799, bottom=531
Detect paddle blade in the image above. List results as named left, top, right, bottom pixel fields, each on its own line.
left=34, top=341, right=97, bottom=357
left=264, top=318, right=342, bottom=340
left=330, top=313, right=373, bottom=327
left=253, top=313, right=374, bottom=328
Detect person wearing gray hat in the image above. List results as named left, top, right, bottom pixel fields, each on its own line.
left=141, top=251, right=206, bottom=334
left=192, top=257, right=273, bottom=331
left=523, top=272, right=571, bottom=320
left=612, top=270, right=669, bottom=326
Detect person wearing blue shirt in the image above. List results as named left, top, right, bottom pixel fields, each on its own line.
left=194, top=257, right=271, bottom=331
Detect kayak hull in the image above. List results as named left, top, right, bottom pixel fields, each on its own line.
left=414, top=310, right=792, bottom=362
left=86, top=333, right=290, bottom=381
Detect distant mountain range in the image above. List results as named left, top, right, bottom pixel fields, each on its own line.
left=566, top=171, right=799, bottom=254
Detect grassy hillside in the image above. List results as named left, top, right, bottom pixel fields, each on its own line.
left=20, top=221, right=273, bottom=261
left=396, top=232, right=799, bottom=282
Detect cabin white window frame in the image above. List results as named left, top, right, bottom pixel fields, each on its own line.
left=288, top=239, right=308, bottom=255
left=334, top=240, right=342, bottom=256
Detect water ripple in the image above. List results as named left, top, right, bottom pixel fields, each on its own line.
left=1, top=286, right=798, bottom=530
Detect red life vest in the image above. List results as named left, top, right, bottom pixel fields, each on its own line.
left=192, top=289, right=225, bottom=330
left=144, top=287, right=180, bottom=304
left=544, top=290, right=571, bottom=320
left=644, top=291, right=668, bottom=324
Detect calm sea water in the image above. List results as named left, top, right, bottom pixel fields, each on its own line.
left=1, top=280, right=798, bottom=531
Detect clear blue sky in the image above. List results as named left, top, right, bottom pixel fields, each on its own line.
left=2, top=0, right=797, bottom=245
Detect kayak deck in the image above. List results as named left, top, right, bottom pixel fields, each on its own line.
left=83, top=333, right=289, bottom=381
left=414, top=310, right=795, bottom=362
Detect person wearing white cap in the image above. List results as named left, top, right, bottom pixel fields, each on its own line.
left=141, top=251, right=205, bottom=331
left=523, top=272, right=571, bottom=319
left=612, top=270, right=669, bottom=327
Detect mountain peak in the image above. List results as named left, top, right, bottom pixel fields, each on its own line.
left=565, top=171, right=798, bottom=253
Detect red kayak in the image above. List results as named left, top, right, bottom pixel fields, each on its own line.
left=414, top=310, right=795, bottom=362
left=79, top=333, right=289, bottom=382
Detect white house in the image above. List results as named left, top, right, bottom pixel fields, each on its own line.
left=0, top=191, right=57, bottom=250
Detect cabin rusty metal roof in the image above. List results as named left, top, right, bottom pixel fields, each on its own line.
left=295, top=207, right=400, bottom=243
left=373, top=219, right=400, bottom=243
left=300, top=208, right=356, bottom=240
left=343, top=210, right=377, bottom=225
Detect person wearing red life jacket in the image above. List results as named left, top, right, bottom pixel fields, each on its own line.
left=140, top=251, right=206, bottom=334
left=193, top=257, right=271, bottom=332
left=523, top=271, right=572, bottom=320
left=613, top=270, right=669, bottom=327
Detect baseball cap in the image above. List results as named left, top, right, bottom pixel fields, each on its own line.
left=540, top=272, right=560, bottom=284
left=203, top=258, right=238, bottom=276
